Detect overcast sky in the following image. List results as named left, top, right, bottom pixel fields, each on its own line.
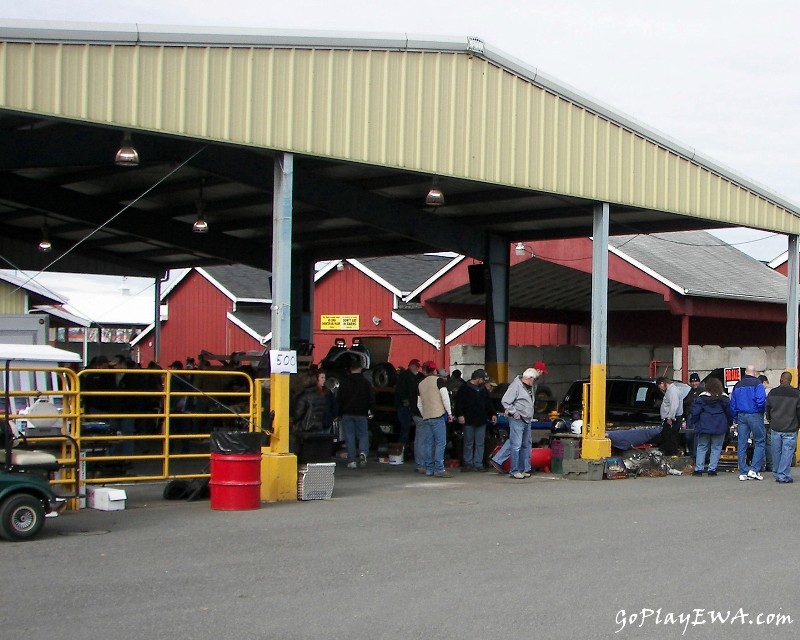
left=4, top=1, right=798, bottom=318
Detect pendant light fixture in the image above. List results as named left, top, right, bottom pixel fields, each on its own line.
left=114, top=131, right=139, bottom=167
left=425, top=176, right=445, bottom=207
left=192, top=178, right=209, bottom=233
left=38, top=214, right=52, bottom=252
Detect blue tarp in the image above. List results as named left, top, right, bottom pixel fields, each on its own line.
left=607, top=427, right=662, bottom=451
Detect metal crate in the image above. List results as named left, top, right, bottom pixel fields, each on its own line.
left=297, top=462, right=336, bottom=500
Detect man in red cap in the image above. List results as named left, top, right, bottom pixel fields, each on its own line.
left=395, top=358, right=424, bottom=461
left=416, top=360, right=453, bottom=477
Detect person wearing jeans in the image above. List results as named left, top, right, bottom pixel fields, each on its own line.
left=689, top=376, right=733, bottom=476
left=765, top=371, right=800, bottom=484
left=730, top=364, right=767, bottom=481
left=416, top=361, right=453, bottom=478
left=501, top=368, right=538, bottom=479
left=456, top=368, right=497, bottom=471
left=336, top=359, right=375, bottom=469
left=341, top=414, right=369, bottom=469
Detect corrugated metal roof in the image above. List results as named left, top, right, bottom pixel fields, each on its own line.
left=609, top=231, right=788, bottom=303
left=428, top=258, right=658, bottom=315
left=0, top=20, right=799, bottom=279
left=0, top=270, right=66, bottom=304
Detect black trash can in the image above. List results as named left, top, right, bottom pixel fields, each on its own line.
left=295, top=432, right=335, bottom=464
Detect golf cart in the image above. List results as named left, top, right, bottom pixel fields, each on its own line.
left=0, top=345, right=80, bottom=541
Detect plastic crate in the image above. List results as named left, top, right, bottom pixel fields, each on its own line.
left=297, top=462, right=336, bottom=500
left=562, top=458, right=604, bottom=480
left=563, top=439, right=581, bottom=460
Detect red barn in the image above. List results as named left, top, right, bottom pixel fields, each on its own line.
left=313, top=252, right=571, bottom=370
left=132, top=265, right=271, bottom=365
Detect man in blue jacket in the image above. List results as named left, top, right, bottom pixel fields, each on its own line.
left=730, top=364, right=767, bottom=481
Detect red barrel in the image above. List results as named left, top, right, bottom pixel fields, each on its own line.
left=209, top=453, right=262, bottom=510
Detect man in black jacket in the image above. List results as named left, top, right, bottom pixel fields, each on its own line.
left=337, top=358, right=375, bottom=469
left=765, top=371, right=800, bottom=484
left=395, top=359, right=424, bottom=451
left=455, top=369, right=497, bottom=471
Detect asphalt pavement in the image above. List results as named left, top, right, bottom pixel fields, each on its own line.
left=2, top=462, right=799, bottom=640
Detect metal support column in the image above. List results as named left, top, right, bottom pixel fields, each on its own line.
left=291, top=256, right=314, bottom=348
left=439, top=318, right=447, bottom=369
left=484, top=234, right=510, bottom=383
left=583, top=202, right=612, bottom=460
left=681, top=314, right=690, bottom=381
left=787, top=235, right=799, bottom=382
left=263, top=152, right=297, bottom=502
left=153, top=274, right=162, bottom=363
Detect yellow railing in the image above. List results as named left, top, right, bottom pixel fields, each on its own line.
left=2, top=366, right=81, bottom=500
left=3, top=366, right=264, bottom=504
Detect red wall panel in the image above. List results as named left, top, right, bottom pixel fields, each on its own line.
left=135, top=273, right=262, bottom=365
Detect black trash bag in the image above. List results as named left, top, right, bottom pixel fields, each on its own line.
left=210, top=430, right=263, bottom=454
left=163, top=479, right=190, bottom=500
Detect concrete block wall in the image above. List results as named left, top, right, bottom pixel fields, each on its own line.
left=674, top=344, right=788, bottom=388
left=450, top=343, right=675, bottom=404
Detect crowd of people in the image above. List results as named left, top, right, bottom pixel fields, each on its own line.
left=674, top=363, right=800, bottom=484
left=289, top=354, right=800, bottom=486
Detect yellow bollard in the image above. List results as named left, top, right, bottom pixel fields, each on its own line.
left=260, top=372, right=297, bottom=501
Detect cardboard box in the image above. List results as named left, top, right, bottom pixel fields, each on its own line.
left=86, top=487, right=127, bottom=511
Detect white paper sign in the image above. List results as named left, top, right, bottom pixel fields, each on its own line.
left=270, top=350, right=297, bottom=374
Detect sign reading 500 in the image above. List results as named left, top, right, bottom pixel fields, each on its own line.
left=270, top=350, right=297, bottom=374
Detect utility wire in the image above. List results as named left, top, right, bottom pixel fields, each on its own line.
left=4, top=146, right=206, bottom=300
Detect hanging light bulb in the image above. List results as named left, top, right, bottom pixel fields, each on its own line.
left=192, top=214, right=209, bottom=233
left=38, top=228, right=52, bottom=253
left=192, top=178, right=209, bottom=233
left=425, top=177, right=445, bottom=207
left=114, top=131, right=139, bottom=167
left=38, top=216, right=52, bottom=252
left=515, top=242, right=526, bottom=256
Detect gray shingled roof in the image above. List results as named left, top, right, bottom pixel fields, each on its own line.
left=202, top=265, right=271, bottom=300
left=609, top=231, right=788, bottom=303
left=230, top=305, right=272, bottom=339
left=394, top=308, right=472, bottom=338
left=355, top=254, right=454, bottom=294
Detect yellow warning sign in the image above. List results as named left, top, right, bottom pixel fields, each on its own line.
left=320, top=315, right=360, bottom=330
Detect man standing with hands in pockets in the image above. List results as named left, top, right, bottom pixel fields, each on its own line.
left=501, top=368, right=538, bottom=479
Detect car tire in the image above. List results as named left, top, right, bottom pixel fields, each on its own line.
left=0, top=493, right=46, bottom=541
left=372, top=362, right=397, bottom=387
left=534, top=386, right=555, bottom=414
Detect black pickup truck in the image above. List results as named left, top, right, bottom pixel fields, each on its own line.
left=558, top=377, right=663, bottom=428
